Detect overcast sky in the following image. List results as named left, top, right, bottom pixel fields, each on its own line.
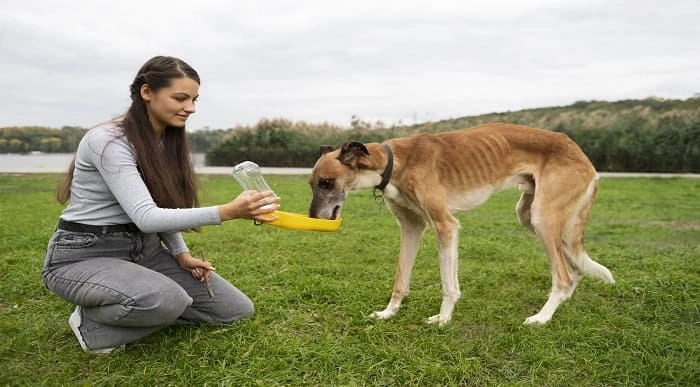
left=2, top=0, right=699, bottom=130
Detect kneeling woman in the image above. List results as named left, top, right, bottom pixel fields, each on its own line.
left=42, top=56, right=279, bottom=354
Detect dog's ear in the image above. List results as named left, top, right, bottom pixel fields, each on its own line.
left=319, top=145, right=336, bottom=156
left=338, top=141, right=369, bottom=166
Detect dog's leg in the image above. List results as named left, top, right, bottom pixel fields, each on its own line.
left=523, top=179, right=576, bottom=326
left=523, top=173, right=613, bottom=325
left=426, top=214, right=461, bottom=326
left=516, top=190, right=536, bottom=234
left=562, top=178, right=615, bottom=285
left=516, top=175, right=536, bottom=233
left=370, top=209, right=426, bottom=321
left=519, top=180, right=582, bottom=324
left=521, top=185, right=575, bottom=324
left=525, top=226, right=572, bottom=325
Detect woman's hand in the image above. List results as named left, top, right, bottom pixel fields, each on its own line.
left=218, top=190, right=280, bottom=222
left=175, top=252, right=215, bottom=281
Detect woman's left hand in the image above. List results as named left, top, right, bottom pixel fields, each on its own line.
left=175, top=252, right=215, bottom=281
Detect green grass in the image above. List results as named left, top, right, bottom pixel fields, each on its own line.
left=1, top=174, right=698, bottom=386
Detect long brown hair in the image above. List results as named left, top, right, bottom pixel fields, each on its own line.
left=58, top=56, right=200, bottom=211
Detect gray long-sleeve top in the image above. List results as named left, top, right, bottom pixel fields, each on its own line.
left=60, top=123, right=221, bottom=256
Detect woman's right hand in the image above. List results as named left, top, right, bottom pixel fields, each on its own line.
left=218, top=190, right=280, bottom=222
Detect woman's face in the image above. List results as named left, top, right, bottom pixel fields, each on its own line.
left=141, top=76, right=199, bottom=135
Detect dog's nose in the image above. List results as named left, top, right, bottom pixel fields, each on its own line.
left=308, top=205, right=329, bottom=220
left=308, top=207, right=319, bottom=219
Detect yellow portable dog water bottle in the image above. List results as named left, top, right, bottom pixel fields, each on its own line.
left=231, top=161, right=341, bottom=232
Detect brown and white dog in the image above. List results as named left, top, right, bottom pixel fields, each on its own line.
left=308, top=123, right=615, bottom=326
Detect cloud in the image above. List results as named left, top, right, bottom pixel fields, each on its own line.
left=1, top=0, right=699, bottom=129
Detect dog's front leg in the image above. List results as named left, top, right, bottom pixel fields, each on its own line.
left=426, top=221, right=461, bottom=326
left=370, top=217, right=426, bottom=321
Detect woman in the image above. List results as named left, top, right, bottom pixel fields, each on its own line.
left=42, top=56, right=279, bottom=354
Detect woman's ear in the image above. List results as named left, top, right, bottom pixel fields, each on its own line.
left=140, top=84, right=152, bottom=102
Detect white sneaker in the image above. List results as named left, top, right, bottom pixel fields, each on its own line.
left=68, top=306, right=121, bottom=355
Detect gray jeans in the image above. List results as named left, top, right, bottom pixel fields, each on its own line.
left=42, top=227, right=254, bottom=350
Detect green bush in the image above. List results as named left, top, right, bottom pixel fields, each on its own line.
left=559, top=119, right=700, bottom=172
left=206, top=118, right=396, bottom=167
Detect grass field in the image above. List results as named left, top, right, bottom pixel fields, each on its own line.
left=1, top=173, right=698, bottom=386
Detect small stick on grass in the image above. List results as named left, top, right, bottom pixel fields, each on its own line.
left=201, top=251, right=215, bottom=300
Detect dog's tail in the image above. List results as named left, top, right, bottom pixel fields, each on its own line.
left=582, top=253, right=615, bottom=283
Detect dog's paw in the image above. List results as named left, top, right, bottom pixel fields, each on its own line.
left=523, top=314, right=550, bottom=326
left=369, top=311, right=392, bottom=320
left=426, top=314, right=451, bottom=326
left=369, top=310, right=395, bottom=320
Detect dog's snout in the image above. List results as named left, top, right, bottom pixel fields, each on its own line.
left=308, top=154, right=347, bottom=221
left=308, top=203, right=337, bottom=220
left=331, top=206, right=340, bottom=220
left=308, top=207, right=320, bottom=219
left=308, top=193, right=341, bottom=220
left=308, top=195, right=325, bottom=219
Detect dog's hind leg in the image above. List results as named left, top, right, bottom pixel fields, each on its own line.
left=523, top=179, right=577, bottom=325
left=516, top=175, right=536, bottom=234
left=370, top=208, right=427, bottom=321
left=562, top=178, right=615, bottom=285
left=525, top=222, right=572, bottom=325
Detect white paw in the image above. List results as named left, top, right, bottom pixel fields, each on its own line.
left=369, top=310, right=394, bottom=320
left=523, top=314, right=550, bottom=326
left=426, top=314, right=451, bottom=326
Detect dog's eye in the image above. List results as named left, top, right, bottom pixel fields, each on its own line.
left=318, top=178, right=335, bottom=190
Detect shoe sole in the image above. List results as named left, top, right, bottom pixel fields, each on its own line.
left=68, top=306, right=120, bottom=354
left=68, top=307, right=89, bottom=351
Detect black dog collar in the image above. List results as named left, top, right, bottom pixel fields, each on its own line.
left=375, top=143, right=393, bottom=191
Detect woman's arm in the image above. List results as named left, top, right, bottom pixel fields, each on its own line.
left=86, top=128, right=279, bottom=232
left=88, top=132, right=220, bottom=232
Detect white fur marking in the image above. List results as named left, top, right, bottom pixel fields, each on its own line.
left=447, top=187, right=494, bottom=212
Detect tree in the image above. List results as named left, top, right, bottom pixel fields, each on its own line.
left=39, top=137, right=63, bottom=153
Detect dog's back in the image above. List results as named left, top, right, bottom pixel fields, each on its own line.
left=384, top=124, right=596, bottom=208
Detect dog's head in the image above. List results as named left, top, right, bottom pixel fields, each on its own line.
left=308, top=142, right=370, bottom=220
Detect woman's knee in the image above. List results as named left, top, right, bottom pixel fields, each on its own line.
left=218, top=291, right=255, bottom=324
left=137, top=286, right=193, bottom=322
left=234, top=295, right=255, bottom=321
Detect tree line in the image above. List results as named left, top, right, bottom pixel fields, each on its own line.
left=3, top=97, right=699, bottom=172
left=0, top=126, right=86, bottom=153
left=0, top=125, right=223, bottom=154
left=207, top=98, right=700, bottom=172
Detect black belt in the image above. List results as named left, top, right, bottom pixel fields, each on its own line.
left=57, top=219, right=140, bottom=234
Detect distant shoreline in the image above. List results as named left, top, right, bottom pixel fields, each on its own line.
left=0, top=166, right=314, bottom=175
left=1, top=152, right=697, bottom=177
left=0, top=153, right=311, bottom=175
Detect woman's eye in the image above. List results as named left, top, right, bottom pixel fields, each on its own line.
left=173, top=95, right=196, bottom=103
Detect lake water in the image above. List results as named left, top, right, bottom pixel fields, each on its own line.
left=0, top=153, right=206, bottom=173
left=5, top=154, right=692, bottom=178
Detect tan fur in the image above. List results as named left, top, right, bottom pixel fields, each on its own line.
left=308, top=123, right=614, bottom=325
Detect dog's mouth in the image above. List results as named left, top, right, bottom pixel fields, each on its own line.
left=308, top=205, right=341, bottom=220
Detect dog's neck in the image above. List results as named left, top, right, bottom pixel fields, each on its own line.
left=375, top=143, right=393, bottom=191
left=351, top=142, right=395, bottom=192
left=355, top=143, right=393, bottom=186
